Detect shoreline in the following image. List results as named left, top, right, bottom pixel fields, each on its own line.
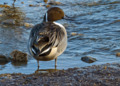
left=0, top=63, right=120, bottom=86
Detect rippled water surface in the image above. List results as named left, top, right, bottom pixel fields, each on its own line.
left=0, top=0, right=120, bottom=74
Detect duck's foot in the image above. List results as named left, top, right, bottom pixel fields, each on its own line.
left=55, top=58, right=57, bottom=69
left=37, top=60, right=40, bottom=70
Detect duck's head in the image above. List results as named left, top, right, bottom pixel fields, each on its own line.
left=43, top=7, right=64, bottom=22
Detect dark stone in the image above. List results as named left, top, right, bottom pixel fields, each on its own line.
left=10, top=50, right=28, bottom=62
left=81, top=56, right=97, bottom=63
left=116, top=52, right=120, bottom=57
left=0, top=55, right=9, bottom=65
left=1, top=19, right=15, bottom=25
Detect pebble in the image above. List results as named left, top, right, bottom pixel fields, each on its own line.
left=2, top=19, right=15, bottom=25
left=29, top=4, right=34, bottom=7
left=0, top=4, right=10, bottom=8
left=44, top=0, right=48, bottom=3
left=46, top=5, right=51, bottom=8
left=29, top=4, right=40, bottom=7
left=10, top=50, right=28, bottom=62
left=24, top=23, right=34, bottom=28
left=71, top=32, right=77, bottom=36
left=0, top=55, right=9, bottom=65
left=71, top=32, right=84, bottom=36
left=81, top=56, right=97, bottom=63
left=49, top=1, right=62, bottom=5
left=116, top=52, right=120, bottom=57
left=21, top=2, right=24, bottom=4
left=0, top=55, right=8, bottom=61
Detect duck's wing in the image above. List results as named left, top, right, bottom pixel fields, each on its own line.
left=28, top=22, right=65, bottom=57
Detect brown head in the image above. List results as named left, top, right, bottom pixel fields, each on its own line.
left=43, top=7, right=64, bottom=22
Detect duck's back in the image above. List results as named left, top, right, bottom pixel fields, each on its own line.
left=28, top=22, right=67, bottom=60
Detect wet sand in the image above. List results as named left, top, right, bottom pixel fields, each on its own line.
left=0, top=63, right=120, bottom=86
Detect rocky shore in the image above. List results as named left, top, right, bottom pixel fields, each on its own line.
left=0, top=63, right=120, bottom=86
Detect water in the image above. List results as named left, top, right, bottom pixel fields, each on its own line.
left=0, top=0, right=120, bottom=74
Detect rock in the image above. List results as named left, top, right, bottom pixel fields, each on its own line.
left=21, top=2, right=24, bottom=4
left=29, top=4, right=40, bottom=7
left=44, top=0, right=48, bottom=3
left=29, top=4, right=34, bottom=7
left=71, top=32, right=77, bottom=36
left=81, top=56, right=97, bottom=63
left=71, top=32, right=84, bottom=36
left=0, top=4, right=10, bottom=8
left=1, top=19, right=15, bottom=25
left=49, top=1, right=62, bottom=5
left=0, top=55, right=9, bottom=65
left=10, top=50, right=28, bottom=62
left=46, top=5, right=51, bottom=8
left=24, top=23, right=34, bottom=28
left=0, top=55, right=9, bottom=62
left=116, top=52, right=120, bottom=57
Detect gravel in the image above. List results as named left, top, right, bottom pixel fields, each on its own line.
left=0, top=63, right=120, bottom=86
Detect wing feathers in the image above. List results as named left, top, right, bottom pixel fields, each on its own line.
left=28, top=22, right=65, bottom=56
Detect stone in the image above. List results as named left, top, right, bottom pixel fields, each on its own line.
left=71, top=32, right=77, bottom=36
left=46, top=5, right=51, bottom=8
left=21, top=2, right=24, bottom=4
left=81, top=56, right=97, bottom=63
left=24, top=23, right=34, bottom=28
left=71, top=32, right=84, bottom=36
left=0, top=55, right=9, bottom=65
left=0, top=4, right=10, bottom=8
left=49, top=1, right=62, bottom=5
left=1, top=19, right=15, bottom=25
left=10, top=50, right=28, bottom=62
left=0, top=55, right=9, bottom=61
left=44, top=0, right=48, bottom=3
left=29, top=4, right=34, bottom=7
left=116, top=52, right=120, bottom=57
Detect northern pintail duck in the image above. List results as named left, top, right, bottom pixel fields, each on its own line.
left=28, top=7, right=67, bottom=68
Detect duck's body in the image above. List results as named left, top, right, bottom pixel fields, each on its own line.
left=28, top=22, right=67, bottom=61
left=28, top=7, right=67, bottom=68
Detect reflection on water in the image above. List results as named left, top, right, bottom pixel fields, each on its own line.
left=0, top=61, right=9, bottom=65
left=35, top=69, right=59, bottom=74
left=11, top=61, right=27, bottom=67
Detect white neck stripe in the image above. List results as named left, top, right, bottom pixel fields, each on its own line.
left=45, top=13, right=48, bottom=22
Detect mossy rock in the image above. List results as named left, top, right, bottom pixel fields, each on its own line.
left=10, top=50, right=28, bottom=62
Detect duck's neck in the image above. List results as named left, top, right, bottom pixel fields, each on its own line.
left=43, top=13, right=48, bottom=22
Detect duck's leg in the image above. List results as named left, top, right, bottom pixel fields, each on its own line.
left=37, top=60, right=40, bottom=69
left=55, top=58, right=57, bottom=69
